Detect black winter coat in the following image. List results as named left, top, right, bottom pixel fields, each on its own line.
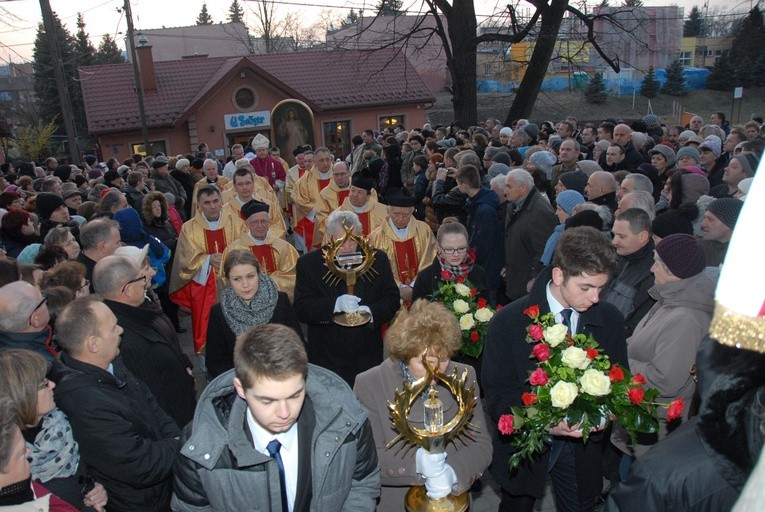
left=206, top=291, right=303, bottom=379
left=50, top=353, right=181, bottom=512
left=104, top=299, right=196, bottom=428
left=411, top=258, right=488, bottom=302
left=482, top=267, right=628, bottom=500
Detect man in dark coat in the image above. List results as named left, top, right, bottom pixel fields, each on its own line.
left=94, top=254, right=196, bottom=428
left=483, top=227, right=628, bottom=512
left=294, top=210, right=400, bottom=387
left=50, top=297, right=181, bottom=512
left=0, top=281, right=54, bottom=363
left=503, top=169, right=557, bottom=302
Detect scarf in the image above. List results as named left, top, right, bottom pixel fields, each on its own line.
left=221, top=273, right=279, bottom=335
left=437, top=250, right=475, bottom=279
left=0, top=476, right=33, bottom=505
left=28, top=408, right=80, bottom=483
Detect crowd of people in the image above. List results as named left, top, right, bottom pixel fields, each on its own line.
left=0, top=110, right=762, bottom=511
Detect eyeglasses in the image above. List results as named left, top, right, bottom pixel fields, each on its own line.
left=38, top=378, right=50, bottom=390
left=441, top=246, right=468, bottom=255
left=79, top=279, right=90, bottom=291
left=28, top=296, right=48, bottom=325
left=121, top=275, right=146, bottom=293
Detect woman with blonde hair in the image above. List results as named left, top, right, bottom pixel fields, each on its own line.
left=354, top=300, right=492, bottom=511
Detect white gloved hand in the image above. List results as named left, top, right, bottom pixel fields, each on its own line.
left=334, top=294, right=361, bottom=313
left=416, top=448, right=457, bottom=499
left=307, top=208, right=317, bottom=222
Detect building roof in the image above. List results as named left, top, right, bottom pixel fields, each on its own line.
left=79, top=48, right=435, bottom=135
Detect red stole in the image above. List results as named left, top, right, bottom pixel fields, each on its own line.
left=393, top=238, right=418, bottom=284
left=318, top=178, right=331, bottom=191
left=358, top=211, right=371, bottom=236
left=337, top=189, right=350, bottom=206
left=204, top=229, right=227, bottom=254
left=298, top=168, right=307, bottom=178
left=250, top=244, right=277, bottom=273
left=238, top=209, right=247, bottom=222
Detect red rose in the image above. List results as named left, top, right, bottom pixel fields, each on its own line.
left=608, top=366, right=625, bottom=382
left=498, top=414, right=514, bottom=435
left=586, top=348, right=599, bottom=360
left=441, top=270, right=452, bottom=280
left=531, top=343, right=550, bottom=362
left=456, top=276, right=465, bottom=284
left=528, top=324, right=544, bottom=341
left=496, top=304, right=503, bottom=311
left=523, top=305, right=540, bottom=318
left=477, top=297, right=487, bottom=309
left=470, top=288, right=478, bottom=296
left=529, top=368, right=549, bottom=386
left=627, top=387, right=645, bottom=405
left=521, top=392, right=538, bottom=406
left=667, top=398, right=685, bottom=422
left=632, top=373, right=647, bottom=385
left=470, top=331, right=479, bottom=343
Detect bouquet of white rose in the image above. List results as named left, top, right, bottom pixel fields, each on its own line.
left=498, top=305, right=684, bottom=470
left=430, top=273, right=496, bottom=358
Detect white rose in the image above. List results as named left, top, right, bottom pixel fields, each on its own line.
left=579, top=369, right=612, bottom=396
left=561, top=346, right=591, bottom=370
left=454, top=283, right=471, bottom=297
left=459, top=313, right=476, bottom=330
left=550, top=381, right=578, bottom=409
left=544, top=324, right=569, bottom=347
left=474, top=307, right=494, bottom=322
left=453, top=299, right=470, bottom=314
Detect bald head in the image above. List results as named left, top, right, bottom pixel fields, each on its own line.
left=613, top=124, right=633, bottom=148
left=0, top=281, right=48, bottom=333
left=616, top=191, right=656, bottom=220
left=585, top=171, right=618, bottom=201
left=93, top=256, right=141, bottom=305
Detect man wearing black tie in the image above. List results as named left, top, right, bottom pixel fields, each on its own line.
left=482, top=227, right=628, bottom=512
left=172, top=323, right=380, bottom=511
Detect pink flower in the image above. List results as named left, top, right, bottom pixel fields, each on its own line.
left=528, top=324, right=544, bottom=341
left=529, top=368, right=549, bottom=386
left=667, top=398, right=685, bottom=422
left=531, top=343, right=550, bottom=362
left=498, top=414, right=514, bottom=435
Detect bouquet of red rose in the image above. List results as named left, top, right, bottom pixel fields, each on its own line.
left=430, top=273, right=496, bottom=358
left=498, top=305, right=685, bottom=470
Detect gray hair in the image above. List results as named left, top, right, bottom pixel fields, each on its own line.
left=326, top=210, right=362, bottom=236
left=43, top=226, right=74, bottom=247
left=624, top=173, right=654, bottom=195
left=0, top=282, right=39, bottom=332
left=235, top=157, right=251, bottom=169
left=621, top=191, right=656, bottom=220
left=93, top=255, right=138, bottom=297
left=456, top=150, right=481, bottom=169
left=79, top=218, right=119, bottom=251
left=573, top=203, right=613, bottom=231
left=203, top=158, right=217, bottom=170
left=490, top=175, right=507, bottom=188
left=700, top=124, right=725, bottom=140
left=506, top=168, right=535, bottom=190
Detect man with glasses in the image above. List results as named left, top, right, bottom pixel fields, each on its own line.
left=0, top=281, right=53, bottom=362
left=77, top=218, right=122, bottom=291
left=223, top=200, right=299, bottom=301
left=95, top=255, right=196, bottom=428
left=312, top=161, right=354, bottom=248
left=369, top=192, right=437, bottom=303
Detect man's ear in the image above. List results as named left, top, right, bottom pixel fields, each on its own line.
left=85, top=334, right=100, bottom=354
left=551, top=267, right=565, bottom=286
left=233, top=377, right=246, bottom=400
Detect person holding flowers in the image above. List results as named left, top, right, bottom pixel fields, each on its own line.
left=610, top=234, right=715, bottom=474
left=482, top=226, right=627, bottom=512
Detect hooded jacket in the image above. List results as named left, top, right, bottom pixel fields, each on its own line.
left=171, top=364, right=380, bottom=512
left=465, top=187, right=504, bottom=289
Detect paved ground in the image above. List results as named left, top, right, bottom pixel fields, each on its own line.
left=177, top=312, right=562, bottom=511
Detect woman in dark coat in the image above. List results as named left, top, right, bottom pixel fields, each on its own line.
left=206, top=249, right=302, bottom=378
left=412, top=221, right=488, bottom=302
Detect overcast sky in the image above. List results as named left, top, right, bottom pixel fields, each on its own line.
left=0, top=0, right=751, bottom=64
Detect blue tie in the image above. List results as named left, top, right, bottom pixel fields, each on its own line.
left=266, top=439, right=288, bottom=512
left=560, top=308, right=573, bottom=335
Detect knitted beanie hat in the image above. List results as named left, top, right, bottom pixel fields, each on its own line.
left=530, top=151, right=557, bottom=178
left=558, top=170, right=589, bottom=195
left=699, top=139, right=721, bottom=158
left=676, top=146, right=701, bottom=165
left=733, top=153, right=760, bottom=178
left=35, top=193, right=66, bottom=219
left=555, top=190, right=585, bottom=216
left=499, top=127, right=513, bottom=137
left=655, top=233, right=706, bottom=279
left=649, top=144, right=676, bottom=168
left=706, top=197, right=743, bottom=230
left=652, top=210, right=694, bottom=239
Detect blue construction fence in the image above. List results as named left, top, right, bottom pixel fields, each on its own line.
left=477, top=67, right=710, bottom=95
